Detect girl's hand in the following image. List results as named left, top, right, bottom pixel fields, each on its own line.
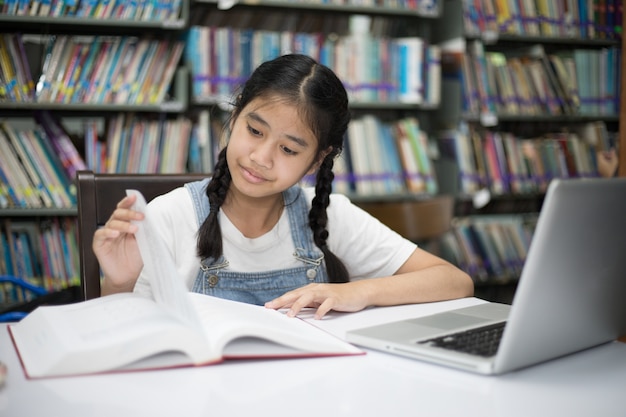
left=596, top=148, right=619, bottom=178
left=265, top=282, right=370, bottom=320
left=92, top=194, right=145, bottom=294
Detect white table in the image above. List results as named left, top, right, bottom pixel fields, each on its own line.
left=2, top=297, right=625, bottom=417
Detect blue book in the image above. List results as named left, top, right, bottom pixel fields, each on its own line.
left=185, top=27, right=202, bottom=98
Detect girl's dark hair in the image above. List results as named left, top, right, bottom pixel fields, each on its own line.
left=197, top=54, right=351, bottom=283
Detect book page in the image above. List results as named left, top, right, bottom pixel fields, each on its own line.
left=9, top=293, right=212, bottom=378
left=127, top=190, right=202, bottom=330
left=188, top=293, right=363, bottom=357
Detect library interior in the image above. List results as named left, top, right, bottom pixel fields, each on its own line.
left=0, top=0, right=625, bottom=416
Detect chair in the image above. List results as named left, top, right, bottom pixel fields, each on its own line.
left=0, top=275, right=47, bottom=322
left=0, top=275, right=79, bottom=321
left=76, top=170, right=207, bottom=301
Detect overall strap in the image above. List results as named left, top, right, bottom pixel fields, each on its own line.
left=283, top=186, right=324, bottom=266
left=185, top=178, right=211, bottom=227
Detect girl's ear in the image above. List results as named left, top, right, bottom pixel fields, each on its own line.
left=306, top=147, right=333, bottom=175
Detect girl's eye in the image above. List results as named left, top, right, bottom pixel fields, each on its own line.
left=281, top=145, right=298, bottom=156
left=247, top=124, right=262, bottom=136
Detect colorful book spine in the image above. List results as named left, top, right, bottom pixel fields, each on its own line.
left=33, top=111, right=87, bottom=181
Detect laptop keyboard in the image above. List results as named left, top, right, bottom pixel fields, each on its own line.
left=419, top=322, right=506, bottom=357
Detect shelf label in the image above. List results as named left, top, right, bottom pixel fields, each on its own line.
left=218, top=0, right=238, bottom=9
left=481, top=31, right=499, bottom=44
left=480, top=112, right=498, bottom=127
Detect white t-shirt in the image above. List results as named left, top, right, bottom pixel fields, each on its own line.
left=134, top=186, right=417, bottom=295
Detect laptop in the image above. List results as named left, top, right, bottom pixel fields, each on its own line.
left=346, top=177, right=626, bottom=375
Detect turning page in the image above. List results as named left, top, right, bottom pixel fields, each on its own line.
left=127, top=189, right=201, bottom=329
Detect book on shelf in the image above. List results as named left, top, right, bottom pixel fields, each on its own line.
left=8, top=190, right=363, bottom=379
left=135, top=40, right=169, bottom=104
left=0, top=127, right=44, bottom=208
left=394, top=120, right=425, bottom=194
left=33, top=111, right=87, bottom=181
left=346, top=116, right=373, bottom=195
left=445, top=215, right=534, bottom=281
left=376, top=120, right=406, bottom=194
left=424, top=43, right=442, bottom=106
left=114, top=38, right=154, bottom=104
left=1, top=219, right=21, bottom=284
left=467, top=40, right=497, bottom=118
left=152, top=39, right=184, bottom=104
left=437, top=126, right=480, bottom=195
left=69, top=37, right=101, bottom=103
left=82, top=35, right=183, bottom=105
left=0, top=123, right=55, bottom=208
left=36, top=35, right=64, bottom=102
left=461, top=0, right=620, bottom=39
left=458, top=38, right=620, bottom=119
left=395, top=36, right=425, bottom=104
left=102, top=114, right=192, bottom=174
left=451, top=219, right=488, bottom=282
left=0, top=35, right=25, bottom=102
left=184, top=23, right=439, bottom=106
left=343, top=116, right=412, bottom=196
left=57, top=40, right=90, bottom=103
left=437, top=120, right=607, bottom=196
left=0, top=216, right=78, bottom=291
left=401, top=117, right=438, bottom=195
left=548, top=52, right=581, bottom=113
left=0, top=33, right=36, bottom=102
left=47, top=37, right=78, bottom=103
left=31, top=127, right=76, bottom=207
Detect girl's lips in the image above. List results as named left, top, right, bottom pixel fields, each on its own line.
left=241, top=166, right=267, bottom=183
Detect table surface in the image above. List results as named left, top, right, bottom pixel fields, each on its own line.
left=2, top=297, right=626, bottom=417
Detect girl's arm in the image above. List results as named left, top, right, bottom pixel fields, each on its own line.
left=265, top=247, right=474, bottom=319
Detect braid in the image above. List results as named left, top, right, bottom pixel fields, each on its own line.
left=197, top=147, right=231, bottom=260
left=309, top=154, right=349, bottom=283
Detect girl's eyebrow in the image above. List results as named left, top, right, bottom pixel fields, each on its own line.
left=247, top=112, right=310, bottom=149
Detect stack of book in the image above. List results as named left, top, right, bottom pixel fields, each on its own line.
left=1, top=0, right=183, bottom=21
left=1, top=216, right=80, bottom=297
left=0, top=112, right=83, bottom=209
left=438, top=120, right=612, bottom=196
left=185, top=25, right=441, bottom=107
left=462, top=0, right=622, bottom=39
left=458, top=41, right=619, bottom=118
left=29, top=35, right=184, bottom=105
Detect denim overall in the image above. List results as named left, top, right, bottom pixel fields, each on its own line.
left=186, top=180, right=329, bottom=305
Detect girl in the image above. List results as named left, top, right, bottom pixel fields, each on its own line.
left=93, top=54, right=473, bottom=319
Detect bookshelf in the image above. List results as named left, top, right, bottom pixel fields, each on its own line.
left=1, top=0, right=621, bottom=306
left=432, top=0, right=623, bottom=302
left=0, top=3, right=190, bottom=304
left=0, top=1, right=451, bottom=305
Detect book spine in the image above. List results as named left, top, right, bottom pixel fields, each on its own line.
left=0, top=35, right=22, bottom=101
left=47, top=37, right=76, bottom=103
left=0, top=130, right=33, bottom=207
left=0, top=123, right=53, bottom=208
left=33, top=111, right=87, bottom=181
left=153, top=40, right=184, bottom=104
left=22, top=129, right=73, bottom=208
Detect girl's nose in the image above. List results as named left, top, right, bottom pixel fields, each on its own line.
left=250, top=140, right=274, bottom=169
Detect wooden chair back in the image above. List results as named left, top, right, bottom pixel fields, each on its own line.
left=76, top=170, right=207, bottom=300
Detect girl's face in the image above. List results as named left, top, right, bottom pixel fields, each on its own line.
left=226, top=96, right=320, bottom=200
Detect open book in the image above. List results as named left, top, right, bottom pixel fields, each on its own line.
left=8, top=190, right=363, bottom=379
